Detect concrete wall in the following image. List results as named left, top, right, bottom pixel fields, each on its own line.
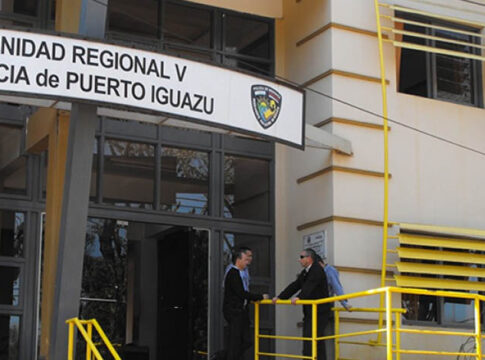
left=275, top=0, right=485, bottom=358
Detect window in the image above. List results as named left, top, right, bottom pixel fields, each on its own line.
left=398, top=12, right=482, bottom=107
left=401, top=242, right=480, bottom=327
left=102, top=139, right=155, bottom=209
left=160, top=147, right=209, bottom=215
left=0, top=125, right=27, bottom=196
left=0, top=0, right=53, bottom=28
left=224, top=155, right=270, bottom=221
left=107, top=0, right=274, bottom=76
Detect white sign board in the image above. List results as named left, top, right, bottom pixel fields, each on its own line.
left=0, top=29, right=304, bottom=147
left=303, top=231, right=326, bottom=259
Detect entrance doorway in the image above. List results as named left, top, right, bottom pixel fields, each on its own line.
left=79, top=218, right=209, bottom=360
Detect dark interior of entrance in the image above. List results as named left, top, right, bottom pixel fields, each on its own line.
left=78, top=219, right=208, bottom=360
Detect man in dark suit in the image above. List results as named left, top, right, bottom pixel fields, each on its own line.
left=223, top=248, right=269, bottom=360
left=272, top=248, right=330, bottom=360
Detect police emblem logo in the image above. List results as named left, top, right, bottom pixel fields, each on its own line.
left=251, top=85, right=282, bottom=129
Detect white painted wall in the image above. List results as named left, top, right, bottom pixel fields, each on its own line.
left=275, top=0, right=485, bottom=358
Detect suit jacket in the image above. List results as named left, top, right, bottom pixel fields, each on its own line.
left=223, top=267, right=263, bottom=320
left=278, top=263, right=331, bottom=316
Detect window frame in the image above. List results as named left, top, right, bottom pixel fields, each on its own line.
left=397, top=12, right=483, bottom=108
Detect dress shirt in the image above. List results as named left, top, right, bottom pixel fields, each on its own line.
left=224, top=264, right=250, bottom=291
left=324, top=264, right=349, bottom=308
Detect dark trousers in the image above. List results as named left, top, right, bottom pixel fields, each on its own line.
left=224, top=309, right=251, bottom=360
left=303, top=312, right=329, bottom=360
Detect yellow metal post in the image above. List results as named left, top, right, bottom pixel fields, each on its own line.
left=312, top=304, right=318, bottom=360
left=86, top=322, right=93, bottom=360
left=68, top=322, right=74, bottom=360
left=255, top=302, right=260, bottom=360
left=374, top=0, right=391, bottom=343
left=395, top=306, right=401, bottom=360
left=386, top=289, right=393, bottom=360
left=475, top=297, right=482, bottom=360
left=335, top=311, right=340, bottom=360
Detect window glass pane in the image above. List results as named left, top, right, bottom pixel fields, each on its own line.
left=108, top=0, right=159, bottom=39
left=0, top=266, right=21, bottom=306
left=0, top=211, right=24, bottom=257
left=103, top=139, right=155, bottom=209
left=79, top=218, right=128, bottom=359
left=402, top=293, right=438, bottom=322
left=163, top=2, right=211, bottom=48
left=0, top=125, right=27, bottom=195
left=224, top=15, right=270, bottom=59
left=164, top=44, right=213, bottom=62
left=443, top=297, right=474, bottom=325
left=78, top=301, right=126, bottom=359
left=224, top=155, right=269, bottom=221
left=224, top=56, right=271, bottom=76
left=0, top=0, right=37, bottom=16
left=399, top=22, right=429, bottom=97
left=435, top=30, right=474, bottom=105
left=42, top=139, right=97, bottom=200
left=160, top=147, right=209, bottom=215
left=0, top=315, right=20, bottom=360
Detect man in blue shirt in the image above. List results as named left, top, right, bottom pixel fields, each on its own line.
left=316, top=255, right=351, bottom=360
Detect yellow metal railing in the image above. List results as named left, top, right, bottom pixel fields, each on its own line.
left=255, top=287, right=485, bottom=360
left=66, top=317, right=121, bottom=360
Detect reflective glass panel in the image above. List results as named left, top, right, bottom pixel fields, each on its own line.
left=103, top=139, right=155, bottom=209
left=79, top=218, right=128, bottom=359
left=0, top=315, right=20, bottom=360
left=108, top=0, right=159, bottom=39
left=435, top=30, right=474, bottom=105
left=160, top=147, right=209, bottom=215
left=0, top=125, right=27, bottom=195
left=42, top=139, right=97, bottom=200
left=224, top=155, right=269, bottom=221
left=0, top=211, right=24, bottom=257
left=0, top=0, right=37, bottom=16
left=402, top=293, right=438, bottom=322
left=0, top=266, right=20, bottom=306
left=224, top=15, right=271, bottom=59
left=163, top=2, right=212, bottom=48
left=443, top=297, right=474, bottom=325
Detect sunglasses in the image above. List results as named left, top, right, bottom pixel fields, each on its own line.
left=299, top=255, right=309, bottom=259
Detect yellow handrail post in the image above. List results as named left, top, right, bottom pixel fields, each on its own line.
left=68, top=321, right=74, bottom=360
left=395, top=305, right=401, bottom=360
left=335, top=310, right=340, bottom=360
left=86, top=322, right=93, bottom=360
left=312, top=303, right=317, bottom=360
left=74, top=319, right=104, bottom=360
left=255, top=302, right=260, bottom=360
left=475, top=297, right=482, bottom=360
left=386, top=289, right=393, bottom=360
left=91, top=319, right=122, bottom=360
left=374, top=0, right=391, bottom=344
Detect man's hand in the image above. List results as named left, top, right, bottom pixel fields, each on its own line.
left=344, top=304, right=352, bottom=312
left=272, top=297, right=279, bottom=304
left=291, top=297, right=300, bottom=305
left=262, top=294, right=270, bottom=300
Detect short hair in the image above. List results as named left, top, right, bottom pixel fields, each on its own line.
left=303, top=248, right=317, bottom=262
left=240, top=246, right=252, bottom=254
left=232, top=247, right=248, bottom=264
left=315, top=254, right=324, bottom=264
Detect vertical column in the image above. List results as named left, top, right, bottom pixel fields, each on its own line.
left=46, top=1, right=108, bottom=359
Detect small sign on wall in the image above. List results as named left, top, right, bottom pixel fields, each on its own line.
left=303, top=231, right=327, bottom=259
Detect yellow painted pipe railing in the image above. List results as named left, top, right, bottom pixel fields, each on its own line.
left=255, top=287, right=484, bottom=360
left=66, top=317, right=121, bottom=360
